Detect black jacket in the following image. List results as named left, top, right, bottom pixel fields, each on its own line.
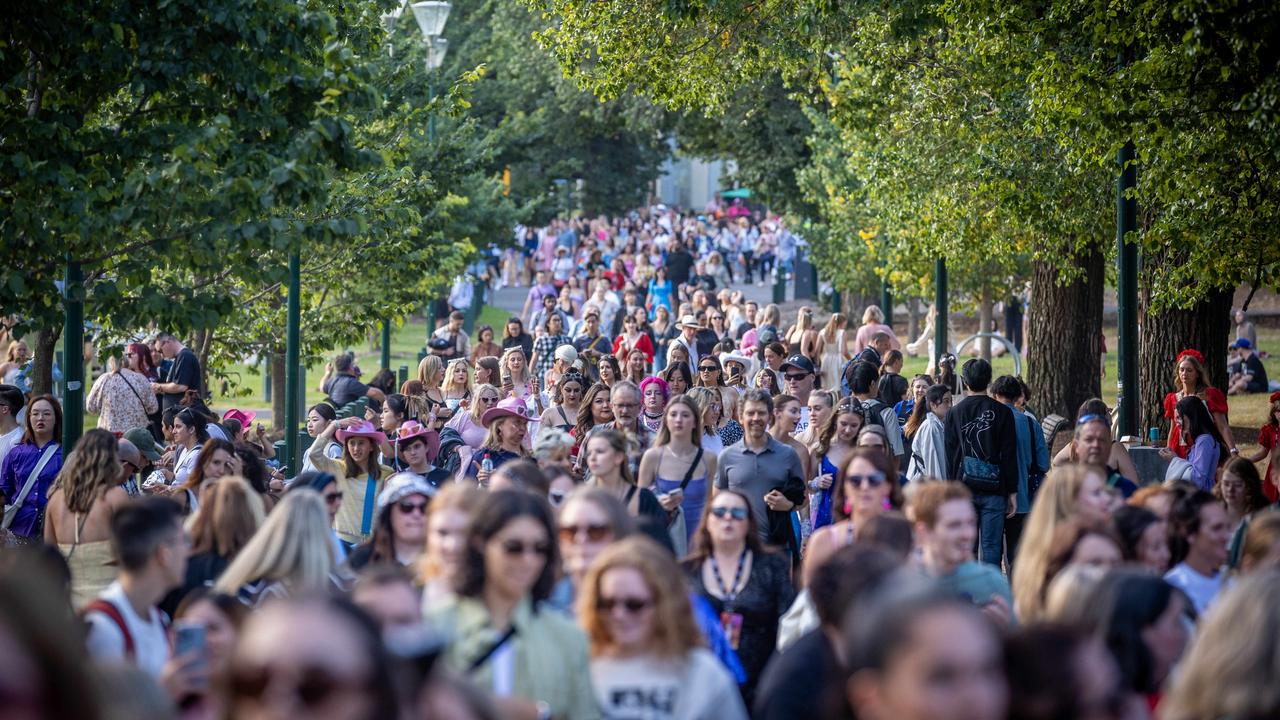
left=943, top=394, right=1018, bottom=495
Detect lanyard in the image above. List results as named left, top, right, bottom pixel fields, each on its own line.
left=710, top=549, right=750, bottom=606
left=360, top=473, right=377, bottom=535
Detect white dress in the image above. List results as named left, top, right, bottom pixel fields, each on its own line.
left=820, top=329, right=845, bottom=391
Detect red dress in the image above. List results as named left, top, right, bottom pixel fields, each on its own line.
left=1259, top=424, right=1278, bottom=502
left=1162, top=388, right=1229, bottom=459
left=613, top=333, right=655, bottom=365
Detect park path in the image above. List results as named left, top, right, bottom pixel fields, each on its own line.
left=488, top=275, right=796, bottom=320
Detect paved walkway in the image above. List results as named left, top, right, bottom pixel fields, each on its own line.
left=488, top=275, right=806, bottom=320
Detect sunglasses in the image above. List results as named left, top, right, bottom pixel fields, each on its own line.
left=847, top=472, right=887, bottom=488
left=324, top=492, right=344, bottom=504
left=698, top=366, right=719, bottom=372
left=501, top=540, right=550, bottom=557
left=396, top=500, right=428, bottom=515
left=479, top=396, right=499, bottom=404
left=784, top=373, right=810, bottom=382
left=230, top=665, right=370, bottom=709
left=710, top=506, right=748, bottom=521
left=597, top=596, right=653, bottom=614
left=559, top=523, right=612, bottom=544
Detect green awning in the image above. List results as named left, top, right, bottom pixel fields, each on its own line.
left=720, top=188, right=752, bottom=199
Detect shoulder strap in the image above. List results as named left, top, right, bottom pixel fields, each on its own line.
left=679, top=448, right=705, bottom=492
left=4, top=444, right=58, bottom=526
left=467, top=625, right=519, bottom=673
left=116, top=370, right=149, bottom=409
left=82, top=599, right=135, bottom=661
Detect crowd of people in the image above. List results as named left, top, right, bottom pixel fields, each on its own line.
left=1, top=204, right=1279, bottom=720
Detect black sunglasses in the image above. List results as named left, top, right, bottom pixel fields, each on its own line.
left=596, top=596, right=653, bottom=614
left=501, top=540, right=550, bottom=557
left=847, top=472, right=887, bottom=488
left=559, top=523, right=611, bottom=543
left=396, top=500, right=428, bottom=515
left=698, top=365, right=719, bottom=372
left=230, top=665, right=371, bottom=709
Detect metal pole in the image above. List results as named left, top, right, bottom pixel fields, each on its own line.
left=933, top=258, right=948, bottom=365
left=381, top=319, right=392, bottom=371
left=428, top=80, right=436, bottom=143
left=1116, top=140, right=1138, bottom=437
left=62, top=257, right=84, bottom=448
left=284, top=253, right=301, bottom=475
left=880, top=279, right=893, bottom=330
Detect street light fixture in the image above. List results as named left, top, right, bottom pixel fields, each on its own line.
left=411, top=1, right=452, bottom=40
left=427, top=36, right=449, bottom=70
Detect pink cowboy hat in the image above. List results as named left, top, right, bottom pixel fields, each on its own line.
left=481, top=397, right=529, bottom=428
left=336, top=419, right=386, bottom=444
left=392, top=420, right=440, bottom=464
left=222, top=408, right=257, bottom=428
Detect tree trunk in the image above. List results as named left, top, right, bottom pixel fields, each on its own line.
left=192, top=328, right=213, bottom=399
left=978, top=286, right=994, bottom=360
left=270, top=351, right=286, bottom=432
left=1137, top=286, right=1233, bottom=440
left=907, top=296, right=920, bottom=345
left=1027, top=250, right=1105, bottom=421
left=29, top=327, right=60, bottom=396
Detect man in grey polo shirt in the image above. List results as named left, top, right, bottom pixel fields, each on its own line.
left=715, top=389, right=806, bottom=553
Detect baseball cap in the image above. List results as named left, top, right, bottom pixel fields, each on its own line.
left=123, top=428, right=163, bottom=461
left=1231, top=337, right=1253, bottom=350
left=780, top=354, right=815, bottom=375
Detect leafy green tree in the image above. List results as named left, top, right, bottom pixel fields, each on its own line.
left=439, top=0, right=672, bottom=221
left=1, top=0, right=385, bottom=392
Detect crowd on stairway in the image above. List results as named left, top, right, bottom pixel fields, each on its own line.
left=1, top=201, right=1279, bottom=720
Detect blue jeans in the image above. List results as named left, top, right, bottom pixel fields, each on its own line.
left=972, top=494, right=1007, bottom=567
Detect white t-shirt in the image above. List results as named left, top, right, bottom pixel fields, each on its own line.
left=590, top=648, right=747, bottom=720
left=84, top=581, right=171, bottom=678
left=0, top=425, right=23, bottom=468
left=1164, top=562, right=1223, bottom=617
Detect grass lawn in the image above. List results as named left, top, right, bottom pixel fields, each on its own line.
left=210, top=305, right=510, bottom=416
left=897, top=326, right=1279, bottom=459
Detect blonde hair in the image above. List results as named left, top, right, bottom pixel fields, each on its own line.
left=500, top=347, right=528, bottom=384
left=822, top=312, right=847, bottom=341
left=862, top=305, right=885, bottom=325
left=482, top=415, right=528, bottom=453
left=1011, top=464, right=1104, bottom=621
left=54, top=429, right=119, bottom=514
left=1237, top=509, right=1280, bottom=575
left=578, top=537, right=703, bottom=658
left=793, top=306, right=813, bottom=332
left=440, top=359, right=474, bottom=395
left=214, top=490, right=334, bottom=595
left=685, top=387, right=721, bottom=434
left=417, top=355, right=444, bottom=386
left=654, top=394, right=703, bottom=447
left=189, top=476, right=265, bottom=557
left=1041, top=564, right=1108, bottom=627
left=761, top=303, right=781, bottom=327
left=1162, top=571, right=1280, bottom=720
left=418, top=484, right=484, bottom=584
left=469, top=383, right=500, bottom=422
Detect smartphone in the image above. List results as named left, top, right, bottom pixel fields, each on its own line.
left=173, top=622, right=209, bottom=689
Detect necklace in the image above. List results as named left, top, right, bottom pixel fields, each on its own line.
left=710, top=548, right=750, bottom=605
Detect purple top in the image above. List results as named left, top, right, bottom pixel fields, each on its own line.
left=0, top=440, right=63, bottom=538
left=1187, top=433, right=1220, bottom=492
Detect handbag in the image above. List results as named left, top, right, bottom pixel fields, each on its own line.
left=961, top=455, right=1003, bottom=495
left=115, top=369, right=150, bottom=414
left=2, top=444, right=59, bottom=530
